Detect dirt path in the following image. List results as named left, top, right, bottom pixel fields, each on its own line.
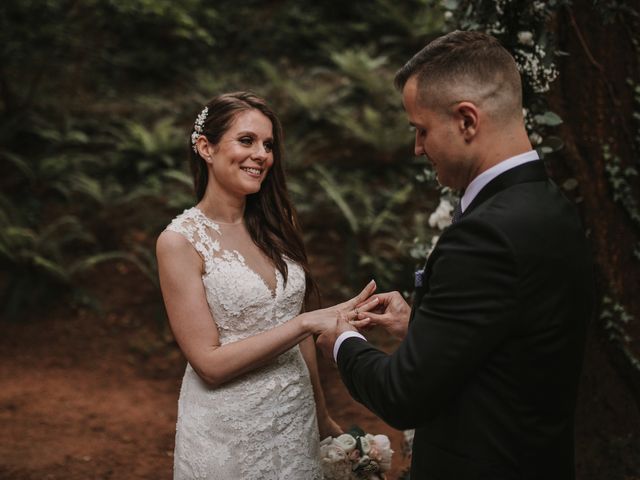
left=0, top=268, right=409, bottom=479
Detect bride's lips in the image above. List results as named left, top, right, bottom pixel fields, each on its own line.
left=240, top=166, right=263, bottom=178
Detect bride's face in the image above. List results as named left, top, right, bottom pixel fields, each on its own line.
left=207, top=109, right=274, bottom=197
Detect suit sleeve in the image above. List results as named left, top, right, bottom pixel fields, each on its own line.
left=337, top=219, right=519, bottom=430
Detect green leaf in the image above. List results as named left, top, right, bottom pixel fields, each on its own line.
left=163, top=169, right=193, bottom=187
left=534, top=111, right=563, bottom=126
left=31, top=255, right=70, bottom=283
left=1, top=150, right=35, bottom=181
left=67, top=173, right=104, bottom=204
left=313, top=165, right=360, bottom=234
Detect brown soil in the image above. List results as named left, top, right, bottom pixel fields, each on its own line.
left=2, top=257, right=639, bottom=480
left=0, top=262, right=409, bottom=479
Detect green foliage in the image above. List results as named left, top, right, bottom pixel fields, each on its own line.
left=0, top=197, right=130, bottom=319
left=604, top=144, right=640, bottom=226
left=439, top=0, right=568, bottom=156
left=601, top=295, right=640, bottom=372
left=298, top=164, right=420, bottom=291
left=0, top=0, right=447, bottom=319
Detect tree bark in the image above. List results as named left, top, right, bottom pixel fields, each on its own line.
left=547, top=2, right=640, bottom=478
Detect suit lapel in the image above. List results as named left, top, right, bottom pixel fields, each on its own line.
left=409, top=160, right=548, bottom=323
left=463, top=160, right=548, bottom=218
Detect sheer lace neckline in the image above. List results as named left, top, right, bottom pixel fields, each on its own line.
left=194, top=206, right=244, bottom=226
left=189, top=206, right=279, bottom=299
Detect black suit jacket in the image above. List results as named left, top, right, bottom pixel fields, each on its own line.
left=337, top=161, right=594, bottom=480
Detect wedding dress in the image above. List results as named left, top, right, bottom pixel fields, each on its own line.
left=166, top=207, right=323, bottom=480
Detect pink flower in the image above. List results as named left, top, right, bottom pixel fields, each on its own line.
left=348, top=449, right=361, bottom=461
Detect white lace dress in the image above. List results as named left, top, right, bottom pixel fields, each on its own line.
left=165, top=207, right=323, bottom=480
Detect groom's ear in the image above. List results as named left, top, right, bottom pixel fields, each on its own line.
left=455, top=102, right=478, bottom=142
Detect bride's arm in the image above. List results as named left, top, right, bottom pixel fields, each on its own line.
left=157, top=230, right=375, bottom=388
left=299, top=336, right=342, bottom=439
left=158, top=230, right=307, bottom=387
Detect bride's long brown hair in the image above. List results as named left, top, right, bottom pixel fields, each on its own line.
left=189, top=92, right=317, bottom=304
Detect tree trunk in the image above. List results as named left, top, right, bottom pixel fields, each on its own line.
left=548, top=3, right=640, bottom=478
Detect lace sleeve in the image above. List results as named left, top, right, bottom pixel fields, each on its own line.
left=165, top=208, right=221, bottom=275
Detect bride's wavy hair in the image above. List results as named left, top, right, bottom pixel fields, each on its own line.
left=189, top=91, right=318, bottom=304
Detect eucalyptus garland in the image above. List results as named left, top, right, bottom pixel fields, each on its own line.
left=440, top=0, right=568, bottom=153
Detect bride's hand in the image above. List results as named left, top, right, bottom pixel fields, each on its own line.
left=333, top=279, right=377, bottom=313
left=317, top=414, right=343, bottom=439
left=301, top=280, right=378, bottom=335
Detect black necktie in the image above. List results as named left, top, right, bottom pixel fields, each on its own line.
left=451, top=201, right=462, bottom=224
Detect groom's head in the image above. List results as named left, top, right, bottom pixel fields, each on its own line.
left=395, top=30, right=522, bottom=122
left=396, top=31, right=528, bottom=190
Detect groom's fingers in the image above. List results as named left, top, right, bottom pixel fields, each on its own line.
left=356, top=291, right=394, bottom=309
left=353, top=311, right=387, bottom=327
left=349, top=318, right=372, bottom=329
left=355, top=296, right=380, bottom=313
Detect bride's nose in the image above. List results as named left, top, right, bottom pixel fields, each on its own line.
left=252, top=145, right=269, bottom=162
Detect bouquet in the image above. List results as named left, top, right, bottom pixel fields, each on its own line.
left=320, top=426, right=394, bottom=480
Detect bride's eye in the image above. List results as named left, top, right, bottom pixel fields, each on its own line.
left=239, top=136, right=253, bottom=146
left=264, top=141, right=274, bottom=153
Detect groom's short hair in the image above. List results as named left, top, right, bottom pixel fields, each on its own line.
left=395, top=30, right=523, bottom=122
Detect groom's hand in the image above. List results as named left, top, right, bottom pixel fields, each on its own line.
left=350, top=291, right=410, bottom=339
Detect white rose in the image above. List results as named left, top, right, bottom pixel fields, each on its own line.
left=370, top=435, right=393, bottom=471
left=320, top=445, right=351, bottom=480
left=372, top=434, right=390, bottom=450
left=333, top=434, right=357, bottom=454
left=320, top=443, right=347, bottom=463
left=517, top=31, right=535, bottom=46
left=319, top=436, right=333, bottom=447
left=428, top=198, right=454, bottom=230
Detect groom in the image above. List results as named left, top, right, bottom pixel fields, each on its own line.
left=316, top=31, right=594, bottom=479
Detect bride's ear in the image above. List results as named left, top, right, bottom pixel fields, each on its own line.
left=196, top=136, right=215, bottom=164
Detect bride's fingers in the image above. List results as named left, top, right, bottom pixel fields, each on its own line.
left=346, top=280, right=377, bottom=309
left=354, top=296, right=379, bottom=314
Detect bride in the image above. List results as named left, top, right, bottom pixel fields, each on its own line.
left=156, top=91, right=375, bottom=479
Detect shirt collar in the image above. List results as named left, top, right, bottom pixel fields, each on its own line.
left=460, top=150, right=540, bottom=212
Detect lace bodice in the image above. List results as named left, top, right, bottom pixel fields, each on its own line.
left=165, top=207, right=322, bottom=480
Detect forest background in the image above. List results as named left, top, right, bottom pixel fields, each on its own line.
left=1, top=0, right=639, bottom=479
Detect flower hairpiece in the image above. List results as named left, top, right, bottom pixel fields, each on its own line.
left=191, top=106, right=209, bottom=153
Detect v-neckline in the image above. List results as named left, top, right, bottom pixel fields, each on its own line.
left=246, top=263, right=280, bottom=300
left=193, top=207, right=281, bottom=299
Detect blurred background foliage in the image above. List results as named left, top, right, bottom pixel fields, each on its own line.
left=2, top=1, right=640, bottom=477
left=0, top=0, right=448, bottom=318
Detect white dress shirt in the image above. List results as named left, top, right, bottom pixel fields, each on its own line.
left=332, top=150, right=541, bottom=362
left=460, top=150, right=539, bottom=212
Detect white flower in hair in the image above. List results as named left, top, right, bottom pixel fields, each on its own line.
left=191, top=106, right=209, bottom=153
